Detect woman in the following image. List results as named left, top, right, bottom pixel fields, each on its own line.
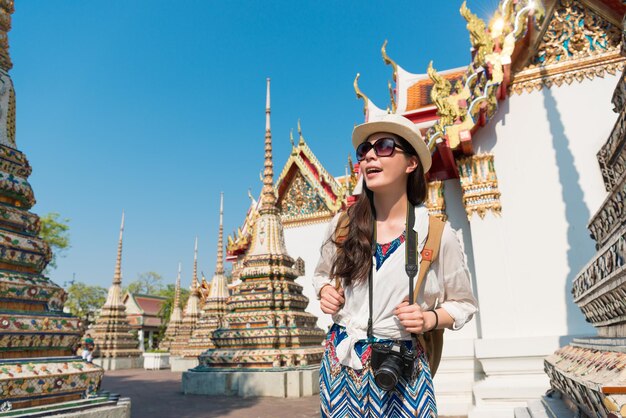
left=313, top=113, right=478, bottom=417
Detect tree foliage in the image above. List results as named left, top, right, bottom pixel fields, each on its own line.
left=124, top=271, right=164, bottom=295
left=65, top=282, right=107, bottom=325
left=155, top=283, right=190, bottom=341
left=39, top=212, right=71, bottom=271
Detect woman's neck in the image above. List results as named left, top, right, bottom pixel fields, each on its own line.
left=372, top=186, right=408, bottom=222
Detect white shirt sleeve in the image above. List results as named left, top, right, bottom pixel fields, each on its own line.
left=312, top=213, right=341, bottom=299
left=437, top=223, right=479, bottom=330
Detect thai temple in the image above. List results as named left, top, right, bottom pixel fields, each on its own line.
left=0, top=1, right=129, bottom=415
left=123, top=292, right=166, bottom=351
left=183, top=78, right=325, bottom=398
left=91, top=213, right=142, bottom=370
left=215, top=0, right=626, bottom=416
left=517, top=14, right=626, bottom=417
left=159, top=262, right=183, bottom=351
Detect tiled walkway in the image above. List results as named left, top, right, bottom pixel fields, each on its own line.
left=100, top=368, right=320, bottom=418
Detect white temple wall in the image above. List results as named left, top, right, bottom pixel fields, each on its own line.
left=465, top=75, right=620, bottom=417
left=283, top=221, right=334, bottom=332
left=471, top=75, right=617, bottom=340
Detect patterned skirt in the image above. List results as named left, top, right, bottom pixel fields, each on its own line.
left=320, top=324, right=437, bottom=418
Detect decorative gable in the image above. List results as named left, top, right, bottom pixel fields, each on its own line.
left=511, top=0, right=625, bottom=93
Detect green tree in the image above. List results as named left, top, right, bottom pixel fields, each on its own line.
left=124, top=271, right=164, bottom=295
left=65, top=282, right=107, bottom=326
left=155, top=283, right=190, bottom=341
left=39, top=212, right=71, bottom=272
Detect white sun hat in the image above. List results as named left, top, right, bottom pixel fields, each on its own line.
left=351, top=113, right=432, bottom=173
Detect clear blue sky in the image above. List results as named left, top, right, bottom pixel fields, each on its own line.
left=10, top=1, right=500, bottom=290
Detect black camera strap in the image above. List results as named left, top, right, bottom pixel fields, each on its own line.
left=367, top=220, right=376, bottom=340
left=367, top=201, right=419, bottom=344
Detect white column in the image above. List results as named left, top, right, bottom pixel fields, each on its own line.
left=148, top=330, right=153, bottom=350
left=138, top=329, right=145, bottom=352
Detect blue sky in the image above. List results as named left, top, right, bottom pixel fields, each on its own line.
left=10, top=0, right=500, bottom=290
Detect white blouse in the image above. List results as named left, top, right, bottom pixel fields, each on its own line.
left=312, top=204, right=479, bottom=370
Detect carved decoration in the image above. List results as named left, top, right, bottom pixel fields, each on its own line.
left=573, top=226, right=626, bottom=316
left=425, top=0, right=541, bottom=152
left=425, top=180, right=447, bottom=222
left=457, top=154, right=502, bottom=220
left=0, top=0, right=12, bottom=72
left=280, top=171, right=329, bottom=223
left=598, top=92, right=626, bottom=192
left=510, top=0, right=626, bottom=94
left=589, top=161, right=626, bottom=251
left=545, top=345, right=626, bottom=418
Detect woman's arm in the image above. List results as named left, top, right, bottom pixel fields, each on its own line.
left=437, top=224, right=479, bottom=330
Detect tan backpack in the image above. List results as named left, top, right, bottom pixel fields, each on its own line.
left=333, top=212, right=446, bottom=377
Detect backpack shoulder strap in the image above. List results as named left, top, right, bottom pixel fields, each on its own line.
left=331, top=211, right=350, bottom=289
left=413, top=215, right=445, bottom=303
left=334, top=211, right=350, bottom=244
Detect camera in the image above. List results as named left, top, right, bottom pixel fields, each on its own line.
left=370, top=341, right=416, bottom=391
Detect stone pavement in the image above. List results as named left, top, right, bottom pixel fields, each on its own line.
left=100, top=368, right=320, bottom=418
left=101, top=368, right=466, bottom=417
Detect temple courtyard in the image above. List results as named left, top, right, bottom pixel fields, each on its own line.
left=100, top=369, right=320, bottom=418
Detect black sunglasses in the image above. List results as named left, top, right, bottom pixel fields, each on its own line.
left=356, top=137, right=407, bottom=161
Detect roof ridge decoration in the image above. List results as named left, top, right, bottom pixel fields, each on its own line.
left=510, top=0, right=626, bottom=94
left=424, top=0, right=542, bottom=152
left=275, top=118, right=346, bottom=228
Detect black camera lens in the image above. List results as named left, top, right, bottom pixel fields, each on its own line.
left=374, top=359, right=403, bottom=391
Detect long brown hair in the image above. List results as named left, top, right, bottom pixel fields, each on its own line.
left=330, top=136, right=427, bottom=286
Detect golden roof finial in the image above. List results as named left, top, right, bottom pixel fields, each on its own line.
left=289, top=128, right=295, bottom=150
left=297, top=118, right=305, bottom=146
left=354, top=73, right=369, bottom=116
left=215, top=192, right=225, bottom=275
left=381, top=40, right=398, bottom=83
left=460, top=1, right=494, bottom=67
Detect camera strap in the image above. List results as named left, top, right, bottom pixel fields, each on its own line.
left=367, top=220, right=376, bottom=340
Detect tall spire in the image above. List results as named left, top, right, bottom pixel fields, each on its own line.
left=260, top=78, right=277, bottom=213
left=192, top=237, right=199, bottom=292
left=216, top=193, right=224, bottom=275
left=113, top=211, right=125, bottom=286
left=174, top=262, right=181, bottom=310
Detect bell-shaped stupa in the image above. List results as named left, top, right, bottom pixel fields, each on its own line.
left=91, top=213, right=142, bottom=370
left=170, top=238, right=201, bottom=357
left=184, top=193, right=230, bottom=356
left=0, top=3, right=127, bottom=414
left=159, top=262, right=183, bottom=351
left=197, top=79, right=325, bottom=369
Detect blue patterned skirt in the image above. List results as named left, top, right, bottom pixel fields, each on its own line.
left=319, top=324, right=437, bottom=418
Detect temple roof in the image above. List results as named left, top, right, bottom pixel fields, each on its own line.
left=275, top=122, right=346, bottom=227
left=354, top=0, right=626, bottom=181
left=123, top=293, right=166, bottom=317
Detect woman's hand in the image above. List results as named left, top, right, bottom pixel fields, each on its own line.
left=394, top=300, right=432, bottom=334
left=319, top=284, right=344, bottom=315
